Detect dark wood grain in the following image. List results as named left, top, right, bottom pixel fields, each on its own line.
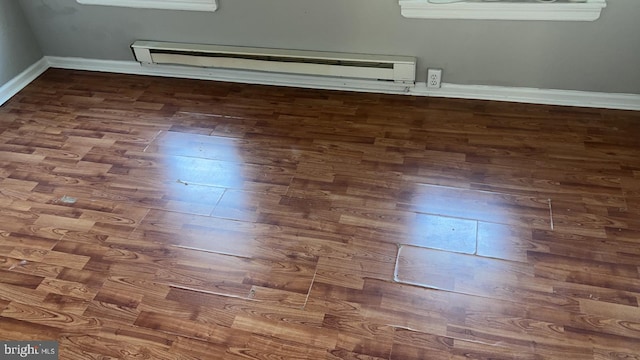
left=1, top=69, right=639, bottom=359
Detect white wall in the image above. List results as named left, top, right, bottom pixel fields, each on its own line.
left=17, top=0, right=640, bottom=94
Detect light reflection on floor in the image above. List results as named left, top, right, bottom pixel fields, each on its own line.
left=142, top=128, right=555, bottom=297
left=400, top=183, right=552, bottom=292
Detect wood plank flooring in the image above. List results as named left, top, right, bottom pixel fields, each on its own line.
left=1, top=69, right=639, bottom=359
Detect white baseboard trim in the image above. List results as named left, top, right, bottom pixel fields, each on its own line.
left=5, top=56, right=640, bottom=111
left=411, top=83, right=640, bottom=111
left=45, top=56, right=413, bottom=95
left=0, top=58, right=49, bottom=106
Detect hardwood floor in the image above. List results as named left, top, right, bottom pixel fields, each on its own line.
left=1, top=69, right=639, bottom=359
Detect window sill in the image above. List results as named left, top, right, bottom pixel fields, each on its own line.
left=76, top=0, right=218, bottom=12
left=398, top=0, right=606, bottom=21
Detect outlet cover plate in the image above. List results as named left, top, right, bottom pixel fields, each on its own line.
left=427, top=68, right=442, bottom=89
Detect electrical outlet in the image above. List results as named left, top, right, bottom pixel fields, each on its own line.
left=427, top=68, right=442, bottom=89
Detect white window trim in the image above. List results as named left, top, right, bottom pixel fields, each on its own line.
left=76, top=0, right=217, bottom=12
left=399, top=0, right=607, bottom=21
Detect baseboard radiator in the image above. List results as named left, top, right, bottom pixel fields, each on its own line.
left=131, top=41, right=416, bottom=84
